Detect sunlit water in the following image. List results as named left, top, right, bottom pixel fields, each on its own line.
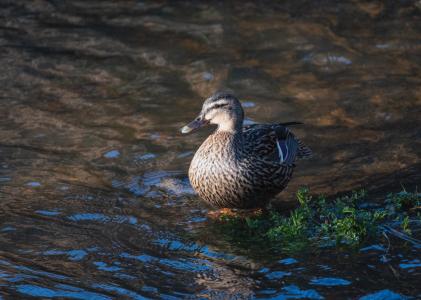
left=1, top=1, right=420, bottom=299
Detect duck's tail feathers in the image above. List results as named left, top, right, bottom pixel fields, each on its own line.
left=296, top=139, right=313, bottom=159
left=279, top=121, right=303, bottom=127
left=276, top=132, right=298, bottom=165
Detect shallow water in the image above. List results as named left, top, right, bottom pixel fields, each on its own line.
left=1, top=1, right=421, bottom=299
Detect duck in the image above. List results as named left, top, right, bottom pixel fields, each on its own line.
left=181, top=92, right=312, bottom=209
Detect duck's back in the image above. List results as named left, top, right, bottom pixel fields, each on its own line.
left=243, top=123, right=312, bottom=163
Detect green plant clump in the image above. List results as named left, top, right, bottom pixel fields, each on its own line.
left=217, top=188, right=421, bottom=252
left=385, top=190, right=421, bottom=234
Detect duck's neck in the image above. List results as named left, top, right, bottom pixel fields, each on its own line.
left=215, top=112, right=244, bottom=132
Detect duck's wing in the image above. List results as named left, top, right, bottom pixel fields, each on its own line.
left=243, top=123, right=312, bottom=163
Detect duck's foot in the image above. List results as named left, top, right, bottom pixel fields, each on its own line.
left=207, top=208, right=236, bottom=219
left=207, top=208, right=264, bottom=220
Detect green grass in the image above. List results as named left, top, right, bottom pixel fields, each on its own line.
left=215, top=188, right=421, bottom=253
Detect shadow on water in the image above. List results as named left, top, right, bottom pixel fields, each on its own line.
left=0, top=0, right=420, bottom=298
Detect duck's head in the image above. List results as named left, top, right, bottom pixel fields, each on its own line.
left=181, top=92, right=244, bottom=134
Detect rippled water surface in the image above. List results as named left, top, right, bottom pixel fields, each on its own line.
left=1, top=1, right=421, bottom=299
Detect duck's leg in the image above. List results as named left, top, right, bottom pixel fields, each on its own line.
left=207, top=208, right=264, bottom=220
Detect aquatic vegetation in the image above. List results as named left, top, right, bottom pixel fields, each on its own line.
left=216, top=188, right=421, bottom=252
left=385, top=190, right=421, bottom=234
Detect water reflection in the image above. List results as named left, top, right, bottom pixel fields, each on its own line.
left=0, top=0, right=420, bottom=298
left=310, top=277, right=351, bottom=287
left=17, top=284, right=112, bottom=300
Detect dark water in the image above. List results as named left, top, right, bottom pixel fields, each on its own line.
left=1, top=1, right=421, bottom=299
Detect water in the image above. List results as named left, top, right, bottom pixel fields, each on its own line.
left=1, top=1, right=420, bottom=298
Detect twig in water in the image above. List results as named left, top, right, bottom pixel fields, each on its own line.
left=381, top=225, right=421, bottom=247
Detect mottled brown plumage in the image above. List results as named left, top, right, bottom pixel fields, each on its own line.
left=181, top=92, right=312, bottom=209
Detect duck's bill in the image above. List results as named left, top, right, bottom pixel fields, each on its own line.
left=181, top=118, right=208, bottom=134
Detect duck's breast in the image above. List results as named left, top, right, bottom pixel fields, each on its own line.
left=188, top=135, right=246, bottom=206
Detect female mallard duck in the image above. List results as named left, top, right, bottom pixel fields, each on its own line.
left=181, top=92, right=312, bottom=209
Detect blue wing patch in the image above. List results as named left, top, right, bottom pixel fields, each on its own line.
left=276, top=140, right=288, bottom=163
left=276, top=136, right=298, bottom=164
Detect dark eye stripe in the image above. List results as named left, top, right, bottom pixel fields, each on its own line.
left=204, top=103, right=228, bottom=115
left=212, top=103, right=228, bottom=109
